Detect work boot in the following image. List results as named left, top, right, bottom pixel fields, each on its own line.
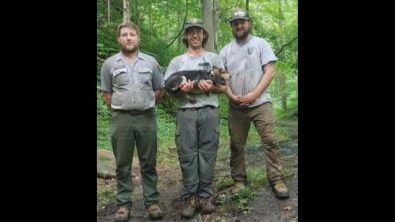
left=147, top=204, right=163, bottom=220
left=272, top=182, right=289, bottom=199
left=198, top=196, right=215, bottom=214
left=181, top=195, right=197, bottom=219
left=114, top=206, right=130, bottom=222
left=231, top=181, right=246, bottom=194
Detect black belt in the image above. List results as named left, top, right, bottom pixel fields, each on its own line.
left=113, top=108, right=153, bottom=116
left=178, top=105, right=216, bottom=111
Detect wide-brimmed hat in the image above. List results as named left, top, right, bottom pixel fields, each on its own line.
left=184, top=18, right=205, bottom=31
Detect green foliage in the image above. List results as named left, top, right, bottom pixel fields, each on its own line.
left=246, top=166, right=268, bottom=188
left=97, top=86, right=112, bottom=150
left=96, top=0, right=298, bottom=148
left=210, top=217, right=228, bottom=222
left=97, top=187, right=116, bottom=211
left=218, top=185, right=258, bottom=213
left=231, top=186, right=259, bottom=206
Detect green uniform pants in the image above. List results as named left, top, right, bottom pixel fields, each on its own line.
left=110, top=108, right=160, bottom=208
left=228, top=102, right=285, bottom=186
left=175, top=106, right=220, bottom=199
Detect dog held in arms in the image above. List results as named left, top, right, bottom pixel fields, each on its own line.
left=165, top=66, right=229, bottom=103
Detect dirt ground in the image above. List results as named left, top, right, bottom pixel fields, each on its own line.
left=97, top=124, right=298, bottom=222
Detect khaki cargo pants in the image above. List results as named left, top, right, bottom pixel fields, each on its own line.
left=228, top=102, right=285, bottom=186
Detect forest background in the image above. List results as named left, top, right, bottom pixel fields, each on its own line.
left=97, top=0, right=298, bottom=215
left=97, top=0, right=298, bottom=151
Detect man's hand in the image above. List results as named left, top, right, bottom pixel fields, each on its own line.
left=197, top=79, right=213, bottom=91
left=239, top=91, right=258, bottom=106
left=231, top=91, right=258, bottom=107
left=180, top=80, right=194, bottom=93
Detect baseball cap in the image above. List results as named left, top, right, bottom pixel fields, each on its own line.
left=184, top=18, right=205, bottom=31
left=229, top=8, right=250, bottom=22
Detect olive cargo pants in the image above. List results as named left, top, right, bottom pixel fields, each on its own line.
left=175, top=106, right=220, bottom=199
left=110, top=109, right=160, bottom=208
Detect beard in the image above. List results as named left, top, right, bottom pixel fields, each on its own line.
left=120, top=44, right=138, bottom=53
left=232, top=28, right=250, bottom=40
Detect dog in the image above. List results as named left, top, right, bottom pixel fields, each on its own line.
left=165, top=66, right=229, bottom=103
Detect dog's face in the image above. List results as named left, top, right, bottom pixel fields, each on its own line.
left=212, top=67, right=229, bottom=80
left=210, top=66, right=229, bottom=85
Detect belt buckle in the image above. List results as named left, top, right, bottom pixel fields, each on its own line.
left=130, top=110, right=146, bottom=115
left=129, top=110, right=138, bottom=115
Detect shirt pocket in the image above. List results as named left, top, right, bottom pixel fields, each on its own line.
left=137, top=68, right=152, bottom=84
left=113, top=68, right=129, bottom=86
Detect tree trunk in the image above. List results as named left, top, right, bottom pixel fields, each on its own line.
left=177, top=5, right=182, bottom=52
left=213, top=0, right=219, bottom=53
left=149, top=0, right=153, bottom=39
left=108, top=0, right=111, bottom=22
left=123, top=0, right=130, bottom=22
left=278, top=0, right=287, bottom=110
left=202, top=0, right=215, bottom=53
left=134, top=0, right=139, bottom=25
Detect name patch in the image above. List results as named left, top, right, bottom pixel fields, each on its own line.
left=114, top=65, right=125, bottom=70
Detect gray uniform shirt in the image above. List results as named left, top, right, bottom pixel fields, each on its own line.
left=219, top=36, right=277, bottom=108
left=164, top=52, right=224, bottom=108
left=101, top=51, right=164, bottom=110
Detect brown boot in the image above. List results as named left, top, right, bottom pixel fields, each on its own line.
left=114, top=206, right=130, bottom=222
left=147, top=204, right=163, bottom=220
left=181, top=195, right=197, bottom=219
left=272, top=182, right=289, bottom=199
left=198, top=196, right=215, bottom=214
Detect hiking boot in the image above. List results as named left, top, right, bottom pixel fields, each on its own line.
left=198, top=196, right=215, bottom=214
left=272, top=182, right=289, bottom=199
left=231, top=181, right=246, bottom=194
left=114, top=206, right=130, bottom=222
left=181, top=195, right=198, bottom=219
left=147, top=204, right=163, bottom=220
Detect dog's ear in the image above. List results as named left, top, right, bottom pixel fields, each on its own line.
left=212, top=74, right=222, bottom=85
left=211, top=67, right=220, bottom=75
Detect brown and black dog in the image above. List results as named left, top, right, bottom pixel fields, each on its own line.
left=165, top=66, right=229, bottom=103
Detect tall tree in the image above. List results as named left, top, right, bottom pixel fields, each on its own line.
left=123, top=0, right=130, bottom=22
left=108, top=0, right=111, bottom=22
left=202, top=0, right=215, bottom=53
left=213, top=0, right=219, bottom=53
left=277, top=0, right=286, bottom=110
left=149, top=0, right=153, bottom=39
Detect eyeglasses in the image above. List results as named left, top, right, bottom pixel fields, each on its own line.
left=187, top=29, right=203, bottom=36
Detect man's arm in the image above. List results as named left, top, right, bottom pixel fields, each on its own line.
left=197, top=79, right=227, bottom=94
left=238, top=61, right=276, bottom=106
left=101, top=91, right=113, bottom=112
left=254, top=61, right=276, bottom=96
left=154, top=89, right=163, bottom=105
left=166, top=80, right=195, bottom=98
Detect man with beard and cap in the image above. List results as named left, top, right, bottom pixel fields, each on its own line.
left=219, top=8, right=290, bottom=199
left=164, top=18, right=227, bottom=219
left=100, top=21, right=164, bottom=221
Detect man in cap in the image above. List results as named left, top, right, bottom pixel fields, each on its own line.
left=219, top=8, right=290, bottom=199
left=164, top=18, right=227, bottom=219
